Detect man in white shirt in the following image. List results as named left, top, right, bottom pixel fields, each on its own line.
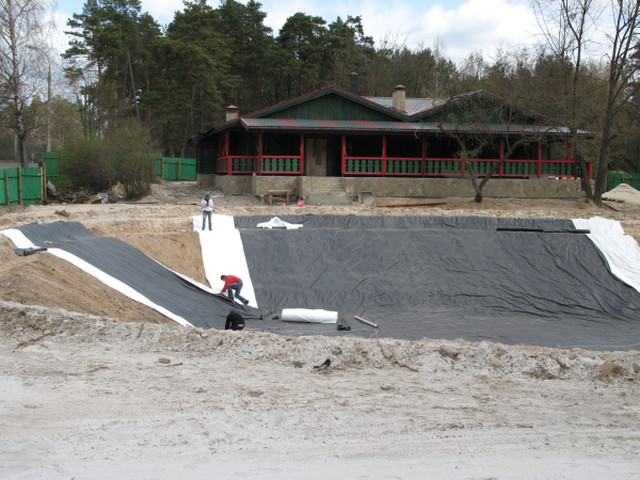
left=200, top=193, right=213, bottom=231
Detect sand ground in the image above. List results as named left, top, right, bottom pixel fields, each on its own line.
left=1, top=182, right=639, bottom=479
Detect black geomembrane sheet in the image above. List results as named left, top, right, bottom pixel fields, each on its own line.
left=14, top=215, right=640, bottom=351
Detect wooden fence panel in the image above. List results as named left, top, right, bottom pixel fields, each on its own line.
left=154, top=157, right=196, bottom=181
left=0, top=167, right=43, bottom=206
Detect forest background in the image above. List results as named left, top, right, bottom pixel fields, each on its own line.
left=2, top=0, right=640, bottom=203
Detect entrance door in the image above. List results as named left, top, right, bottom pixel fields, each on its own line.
left=305, top=137, right=327, bottom=176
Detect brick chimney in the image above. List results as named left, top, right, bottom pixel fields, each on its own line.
left=226, top=105, right=239, bottom=121
left=349, top=72, right=359, bottom=94
left=392, top=85, right=406, bottom=112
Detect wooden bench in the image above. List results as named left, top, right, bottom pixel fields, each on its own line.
left=267, top=189, right=294, bottom=205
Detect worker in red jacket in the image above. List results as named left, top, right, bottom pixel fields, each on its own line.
left=220, top=274, right=249, bottom=305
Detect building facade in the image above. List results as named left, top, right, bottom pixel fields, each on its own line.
left=189, top=85, right=589, bottom=203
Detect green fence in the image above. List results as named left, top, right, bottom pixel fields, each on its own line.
left=42, top=152, right=196, bottom=182
left=41, top=151, right=73, bottom=179
left=0, top=166, right=44, bottom=206
left=1, top=152, right=197, bottom=207
left=155, top=156, right=196, bottom=181
left=606, top=172, right=640, bottom=192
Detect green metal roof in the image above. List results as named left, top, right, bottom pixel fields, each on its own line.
left=189, top=87, right=586, bottom=144
left=363, top=96, right=447, bottom=115
left=241, top=118, right=576, bottom=136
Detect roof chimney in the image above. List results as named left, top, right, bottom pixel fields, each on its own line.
left=226, top=104, right=239, bottom=121
left=392, top=85, right=406, bottom=112
left=349, top=72, right=359, bottom=94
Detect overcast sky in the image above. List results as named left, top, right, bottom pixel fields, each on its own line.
left=53, top=0, right=546, bottom=64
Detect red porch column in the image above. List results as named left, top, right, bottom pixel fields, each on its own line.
left=537, top=142, right=542, bottom=177
left=499, top=139, right=504, bottom=176
left=460, top=138, right=466, bottom=176
left=341, top=135, right=347, bottom=175
left=421, top=137, right=427, bottom=177
left=225, top=131, right=231, bottom=175
left=382, top=135, right=387, bottom=175
left=257, top=133, right=263, bottom=175
left=299, top=134, right=305, bottom=174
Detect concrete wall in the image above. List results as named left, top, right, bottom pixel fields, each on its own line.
left=343, top=177, right=584, bottom=199
left=199, top=174, right=253, bottom=194
left=198, top=174, right=586, bottom=204
left=252, top=176, right=299, bottom=197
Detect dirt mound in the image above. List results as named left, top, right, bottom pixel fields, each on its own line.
left=2, top=299, right=639, bottom=381
left=603, top=182, right=640, bottom=205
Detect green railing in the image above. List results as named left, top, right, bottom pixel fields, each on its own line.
left=345, top=157, right=383, bottom=174
left=468, top=159, right=500, bottom=175
left=343, top=156, right=580, bottom=178
left=386, top=158, right=423, bottom=175
left=261, top=156, right=301, bottom=173
left=232, top=157, right=255, bottom=172
left=425, top=159, right=461, bottom=175
left=216, top=155, right=302, bottom=174
left=503, top=160, right=538, bottom=176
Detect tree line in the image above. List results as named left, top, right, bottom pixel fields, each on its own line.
left=2, top=0, right=640, bottom=203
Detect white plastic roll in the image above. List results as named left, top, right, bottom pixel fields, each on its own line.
left=280, top=308, right=338, bottom=324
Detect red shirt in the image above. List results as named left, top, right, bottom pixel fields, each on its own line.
left=222, top=275, right=242, bottom=292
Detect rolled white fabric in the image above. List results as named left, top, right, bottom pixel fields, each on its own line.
left=281, top=308, right=338, bottom=323
left=257, top=217, right=303, bottom=229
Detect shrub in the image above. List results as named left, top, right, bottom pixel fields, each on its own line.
left=106, top=120, right=155, bottom=200
left=61, top=120, right=156, bottom=200
left=61, top=137, right=113, bottom=192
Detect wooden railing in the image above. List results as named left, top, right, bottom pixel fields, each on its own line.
left=343, top=156, right=586, bottom=178
left=216, top=155, right=303, bottom=175
left=216, top=154, right=590, bottom=179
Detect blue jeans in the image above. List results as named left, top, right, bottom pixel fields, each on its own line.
left=202, top=211, right=212, bottom=230
left=227, top=282, right=248, bottom=304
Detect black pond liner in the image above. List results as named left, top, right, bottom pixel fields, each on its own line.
left=14, top=216, right=640, bottom=351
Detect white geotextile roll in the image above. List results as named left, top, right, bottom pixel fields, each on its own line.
left=280, top=308, right=338, bottom=323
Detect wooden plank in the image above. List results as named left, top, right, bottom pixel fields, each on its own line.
left=18, top=165, right=22, bottom=205
left=354, top=315, right=378, bottom=328
left=376, top=201, right=446, bottom=208
left=4, top=170, right=9, bottom=206
left=42, top=162, right=47, bottom=203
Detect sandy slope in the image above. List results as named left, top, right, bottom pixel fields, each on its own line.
left=1, top=182, right=639, bottom=479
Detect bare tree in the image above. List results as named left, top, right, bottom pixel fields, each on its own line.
left=531, top=0, right=602, bottom=200
left=456, top=135, right=534, bottom=203
left=457, top=51, right=488, bottom=92
left=594, top=0, right=640, bottom=203
left=435, top=91, right=564, bottom=203
left=0, top=0, right=53, bottom=166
